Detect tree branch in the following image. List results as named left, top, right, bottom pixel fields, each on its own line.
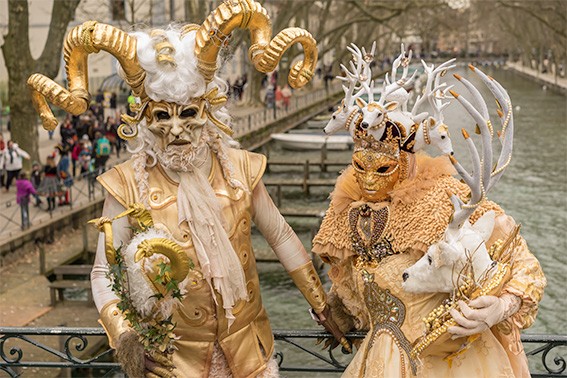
left=497, top=0, right=566, bottom=39
left=38, top=0, right=81, bottom=76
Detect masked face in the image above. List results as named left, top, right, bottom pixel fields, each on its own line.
left=352, top=149, right=400, bottom=202
left=146, top=100, right=207, bottom=151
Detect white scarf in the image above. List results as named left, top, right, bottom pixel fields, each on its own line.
left=174, top=152, right=248, bottom=329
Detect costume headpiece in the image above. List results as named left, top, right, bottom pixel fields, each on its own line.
left=27, top=0, right=318, bottom=136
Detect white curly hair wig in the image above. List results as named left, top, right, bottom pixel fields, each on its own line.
left=118, top=25, right=242, bottom=206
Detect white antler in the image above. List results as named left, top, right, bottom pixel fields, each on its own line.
left=337, top=43, right=371, bottom=109
left=447, top=66, right=514, bottom=230
left=411, top=58, right=456, bottom=118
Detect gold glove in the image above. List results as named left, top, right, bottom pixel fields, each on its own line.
left=289, top=261, right=327, bottom=314
left=98, top=299, right=131, bottom=349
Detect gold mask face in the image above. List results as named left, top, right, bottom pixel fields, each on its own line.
left=352, top=149, right=400, bottom=202
left=145, top=100, right=207, bottom=150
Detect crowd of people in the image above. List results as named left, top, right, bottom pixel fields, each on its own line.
left=0, top=92, right=125, bottom=229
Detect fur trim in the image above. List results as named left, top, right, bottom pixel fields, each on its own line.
left=313, top=153, right=504, bottom=260
left=115, top=331, right=146, bottom=378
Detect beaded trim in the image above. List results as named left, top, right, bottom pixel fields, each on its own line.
left=348, top=205, right=396, bottom=264
left=422, top=122, right=431, bottom=145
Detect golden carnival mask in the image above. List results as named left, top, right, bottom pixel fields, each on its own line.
left=352, top=148, right=401, bottom=202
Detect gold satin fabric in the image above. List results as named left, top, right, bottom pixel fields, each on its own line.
left=98, top=148, right=274, bottom=378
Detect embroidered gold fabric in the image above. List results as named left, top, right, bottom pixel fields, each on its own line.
left=348, top=204, right=396, bottom=265
left=288, top=261, right=327, bottom=314
left=357, top=271, right=418, bottom=375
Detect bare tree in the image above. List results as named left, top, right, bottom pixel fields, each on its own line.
left=1, top=0, right=80, bottom=166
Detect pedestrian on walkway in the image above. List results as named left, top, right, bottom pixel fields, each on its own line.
left=16, top=171, right=36, bottom=230
left=93, top=131, right=111, bottom=174
left=38, top=155, right=60, bottom=211
left=275, top=85, right=283, bottom=109
left=0, top=134, right=5, bottom=188
left=4, top=140, right=30, bottom=192
left=30, top=161, right=43, bottom=207
left=71, top=138, right=81, bottom=177
left=79, top=141, right=93, bottom=176
left=281, top=84, right=292, bottom=111
left=56, top=145, right=72, bottom=206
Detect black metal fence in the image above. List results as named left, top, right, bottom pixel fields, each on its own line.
left=0, top=327, right=565, bottom=377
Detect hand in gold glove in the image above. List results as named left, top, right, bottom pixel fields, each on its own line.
left=448, top=294, right=521, bottom=339
left=311, top=306, right=353, bottom=354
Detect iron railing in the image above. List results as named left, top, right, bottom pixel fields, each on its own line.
left=0, top=327, right=565, bottom=377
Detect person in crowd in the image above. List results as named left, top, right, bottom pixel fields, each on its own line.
left=275, top=85, right=283, bottom=109
left=281, top=84, right=292, bottom=111
left=30, top=161, right=43, bottom=207
left=56, top=145, right=72, bottom=206
left=79, top=142, right=93, bottom=176
left=104, top=116, right=120, bottom=158
left=109, top=92, right=117, bottom=116
left=264, top=85, right=275, bottom=109
left=38, top=155, right=60, bottom=211
left=60, top=116, right=77, bottom=150
left=95, top=89, right=104, bottom=105
left=0, top=134, right=5, bottom=189
left=92, top=131, right=111, bottom=174
left=4, top=140, right=30, bottom=192
left=16, top=171, right=36, bottom=230
left=71, top=137, right=82, bottom=177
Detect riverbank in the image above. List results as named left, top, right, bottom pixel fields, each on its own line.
left=506, top=61, right=567, bottom=95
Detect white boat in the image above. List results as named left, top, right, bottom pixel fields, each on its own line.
left=271, top=133, right=352, bottom=150
left=305, top=119, right=330, bottom=129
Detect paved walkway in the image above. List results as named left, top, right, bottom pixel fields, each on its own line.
left=506, top=61, right=567, bottom=91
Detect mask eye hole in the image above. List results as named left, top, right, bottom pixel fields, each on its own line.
left=428, top=255, right=433, bottom=265
left=441, top=135, right=446, bottom=139
left=332, top=115, right=336, bottom=120
left=353, top=160, right=364, bottom=171
left=155, top=111, right=170, bottom=120
left=377, top=165, right=390, bottom=173
left=180, top=107, right=198, bottom=118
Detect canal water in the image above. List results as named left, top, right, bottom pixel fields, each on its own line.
left=252, top=65, right=566, bottom=374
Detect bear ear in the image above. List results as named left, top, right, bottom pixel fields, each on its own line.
left=472, top=210, right=496, bottom=242
left=356, top=97, right=367, bottom=108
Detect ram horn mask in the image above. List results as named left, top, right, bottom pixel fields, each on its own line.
left=194, top=0, right=318, bottom=88
left=28, top=21, right=146, bottom=131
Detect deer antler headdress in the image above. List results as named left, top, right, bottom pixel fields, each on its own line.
left=27, top=0, right=318, bottom=136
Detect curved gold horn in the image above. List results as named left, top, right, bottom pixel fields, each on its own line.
left=135, top=238, right=191, bottom=283
left=27, top=21, right=145, bottom=131
left=194, top=0, right=317, bottom=88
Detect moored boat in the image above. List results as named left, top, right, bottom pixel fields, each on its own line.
left=271, top=133, right=352, bottom=150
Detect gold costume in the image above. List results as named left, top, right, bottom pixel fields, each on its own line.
left=313, top=154, right=546, bottom=377
left=98, top=149, right=276, bottom=377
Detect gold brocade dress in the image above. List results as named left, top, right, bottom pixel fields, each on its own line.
left=313, top=154, right=546, bottom=378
